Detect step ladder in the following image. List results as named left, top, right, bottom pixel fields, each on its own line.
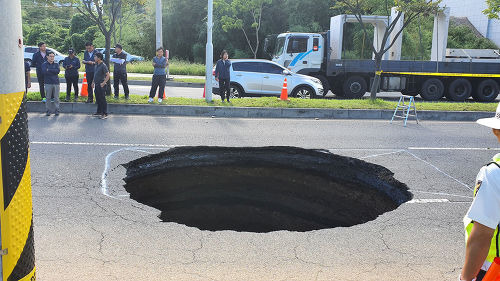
left=391, top=95, right=419, bottom=126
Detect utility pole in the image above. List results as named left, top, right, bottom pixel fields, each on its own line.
left=205, top=0, right=214, bottom=102
left=0, top=0, right=36, bottom=280
left=155, top=0, right=162, bottom=49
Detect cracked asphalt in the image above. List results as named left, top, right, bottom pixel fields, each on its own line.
left=27, top=113, right=499, bottom=280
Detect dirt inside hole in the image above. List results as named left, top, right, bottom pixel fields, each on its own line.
left=123, top=146, right=412, bottom=233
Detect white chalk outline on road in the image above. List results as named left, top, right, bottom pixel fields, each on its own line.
left=101, top=147, right=168, bottom=200
left=32, top=141, right=481, bottom=202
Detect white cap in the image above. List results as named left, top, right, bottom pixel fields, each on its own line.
left=477, top=102, right=500, bottom=129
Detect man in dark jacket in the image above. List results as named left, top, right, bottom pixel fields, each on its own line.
left=214, top=50, right=232, bottom=102
left=42, top=52, right=60, bottom=116
left=62, top=48, right=81, bottom=102
left=31, top=42, right=48, bottom=102
left=112, top=44, right=130, bottom=99
left=82, top=42, right=98, bottom=103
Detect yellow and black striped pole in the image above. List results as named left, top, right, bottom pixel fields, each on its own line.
left=0, top=0, right=36, bottom=280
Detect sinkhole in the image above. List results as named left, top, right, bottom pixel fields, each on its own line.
left=123, top=146, right=412, bottom=233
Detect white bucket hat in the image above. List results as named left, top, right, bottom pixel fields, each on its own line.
left=477, top=102, right=500, bottom=129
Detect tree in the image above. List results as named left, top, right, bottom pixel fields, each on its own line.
left=335, top=0, right=441, bottom=100
left=215, top=0, right=272, bottom=59
left=483, top=0, right=500, bottom=19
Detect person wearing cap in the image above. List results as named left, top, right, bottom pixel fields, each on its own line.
left=111, top=44, right=129, bottom=99
left=62, top=48, right=81, bottom=102
left=460, top=104, right=500, bottom=281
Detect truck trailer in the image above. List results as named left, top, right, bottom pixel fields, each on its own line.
left=265, top=7, right=500, bottom=102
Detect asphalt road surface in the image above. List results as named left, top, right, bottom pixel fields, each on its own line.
left=30, top=82, right=499, bottom=102
left=29, top=114, right=499, bottom=280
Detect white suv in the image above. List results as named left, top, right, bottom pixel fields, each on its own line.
left=212, top=59, right=323, bottom=99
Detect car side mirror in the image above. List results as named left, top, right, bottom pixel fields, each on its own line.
left=282, top=69, right=291, bottom=76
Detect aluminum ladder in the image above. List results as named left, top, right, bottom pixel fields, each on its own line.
left=391, top=95, right=419, bottom=126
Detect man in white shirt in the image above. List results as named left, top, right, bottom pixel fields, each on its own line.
left=461, top=102, right=500, bottom=281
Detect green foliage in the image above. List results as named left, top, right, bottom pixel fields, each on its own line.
left=483, top=0, right=500, bottom=19
left=448, top=23, right=498, bottom=49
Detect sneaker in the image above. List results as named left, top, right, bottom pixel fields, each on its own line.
left=65, top=97, right=70, bottom=102
left=158, top=98, right=163, bottom=103
left=221, top=100, right=225, bottom=103
left=85, top=100, right=93, bottom=104
left=55, top=111, right=59, bottom=116
left=100, top=114, right=108, bottom=119
left=45, top=111, right=50, bottom=116
left=125, top=96, right=130, bottom=100
left=92, top=113, right=101, bottom=117
left=42, top=98, right=47, bottom=103
left=51, top=98, right=55, bottom=103
left=148, top=98, right=154, bottom=103
left=73, top=97, right=78, bottom=102
left=114, top=96, right=119, bottom=99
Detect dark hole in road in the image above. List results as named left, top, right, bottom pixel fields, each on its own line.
left=123, top=146, right=412, bottom=233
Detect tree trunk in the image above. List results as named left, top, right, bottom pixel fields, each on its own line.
left=104, top=34, right=112, bottom=96
left=370, top=56, right=382, bottom=100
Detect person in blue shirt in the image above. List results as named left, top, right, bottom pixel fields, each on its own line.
left=62, top=48, right=81, bottom=102
left=41, top=52, right=61, bottom=116
left=149, top=47, right=168, bottom=103
left=31, top=42, right=48, bottom=102
left=82, top=42, right=98, bottom=103
left=24, top=60, right=31, bottom=94
left=214, top=50, right=232, bottom=102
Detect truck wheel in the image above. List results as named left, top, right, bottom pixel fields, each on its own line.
left=312, top=75, right=330, bottom=96
left=446, top=78, right=472, bottom=102
left=473, top=79, right=499, bottom=102
left=420, top=78, right=444, bottom=101
left=343, top=76, right=367, bottom=99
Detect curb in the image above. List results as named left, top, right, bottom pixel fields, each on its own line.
left=26, top=101, right=493, bottom=121
left=31, top=77, right=204, bottom=88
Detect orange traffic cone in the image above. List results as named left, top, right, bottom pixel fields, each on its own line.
left=203, top=85, right=206, bottom=98
left=80, top=73, right=88, bottom=97
left=482, top=257, right=500, bottom=281
left=279, top=78, right=289, bottom=101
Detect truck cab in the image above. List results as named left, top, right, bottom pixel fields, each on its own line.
left=271, top=33, right=325, bottom=76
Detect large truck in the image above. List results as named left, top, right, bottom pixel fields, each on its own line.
left=264, top=7, right=500, bottom=102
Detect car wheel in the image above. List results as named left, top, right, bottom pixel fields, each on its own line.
left=446, top=78, right=472, bottom=101
left=230, top=84, right=244, bottom=98
left=342, top=75, right=367, bottom=99
left=420, top=78, right=444, bottom=101
left=292, top=86, right=313, bottom=99
left=472, top=79, right=499, bottom=102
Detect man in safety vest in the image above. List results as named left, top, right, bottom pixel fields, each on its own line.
left=461, top=102, right=500, bottom=281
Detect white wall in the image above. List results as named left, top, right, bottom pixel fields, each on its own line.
left=440, top=0, right=500, bottom=47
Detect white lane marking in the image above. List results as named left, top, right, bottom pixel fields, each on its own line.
left=32, top=141, right=180, bottom=148
left=405, top=151, right=473, bottom=191
left=360, top=150, right=406, bottom=159
left=407, top=199, right=450, bottom=204
left=101, top=147, right=167, bottom=200
left=413, top=190, right=473, bottom=199
left=408, top=147, right=500, bottom=151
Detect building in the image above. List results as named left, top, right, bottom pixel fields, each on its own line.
left=440, top=0, right=500, bottom=47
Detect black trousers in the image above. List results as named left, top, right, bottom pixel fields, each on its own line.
left=95, top=84, right=107, bottom=114
left=476, top=270, right=486, bottom=281
left=114, top=72, right=129, bottom=97
left=66, top=75, right=79, bottom=98
left=36, top=70, right=45, bottom=99
left=219, top=78, right=231, bottom=101
left=149, top=75, right=166, bottom=98
left=86, top=72, right=95, bottom=101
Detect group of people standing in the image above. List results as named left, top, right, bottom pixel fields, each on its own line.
left=29, top=42, right=136, bottom=119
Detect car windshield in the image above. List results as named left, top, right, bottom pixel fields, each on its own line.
left=273, top=37, right=285, bottom=58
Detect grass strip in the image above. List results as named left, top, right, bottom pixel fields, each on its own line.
left=26, top=92, right=496, bottom=112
